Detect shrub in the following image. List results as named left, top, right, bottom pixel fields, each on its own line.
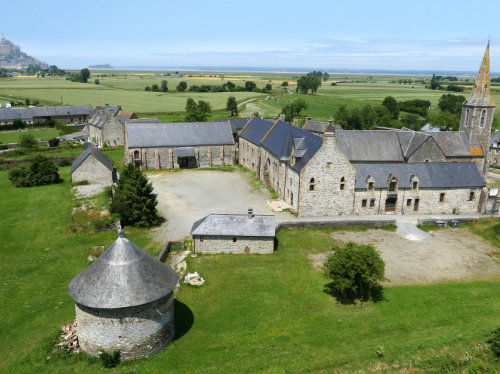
left=19, top=133, right=38, bottom=149
left=8, top=155, right=61, bottom=187
left=99, top=349, right=120, bottom=368
left=323, top=241, right=386, bottom=303
left=489, top=327, right=500, bottom=357
left=57, top=158, right=71, bottom=167
left=48, top=137, right=60, bottom=147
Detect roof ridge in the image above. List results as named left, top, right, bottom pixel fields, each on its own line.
left=260, top=118, right=280, bottom=143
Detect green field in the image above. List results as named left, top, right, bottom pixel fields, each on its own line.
left=0, top=155, right=499, bottom=373
left=0, top=128, right=60, bottom=144
left=1, top=73, right=499, bottom=130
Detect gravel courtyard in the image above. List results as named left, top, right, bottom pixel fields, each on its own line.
left=310, top=228, right=500, bottom=285
left=148, top=170, right=291, bottom=241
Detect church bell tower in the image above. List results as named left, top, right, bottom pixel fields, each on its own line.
left=460, top=41, right=495, bottom=177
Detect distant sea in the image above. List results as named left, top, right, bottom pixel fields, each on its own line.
left=107, top=65, right=499, bottom=76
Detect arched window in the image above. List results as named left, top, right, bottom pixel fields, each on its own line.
left=133, top=150, right=140, bottom=159
left=340, top=177, right=345, bottom=191
left=309, top=178, right=315, bottom=191
left=464, top=108, right=470, bottom=127
left=479, top=109, right=487, bottom=128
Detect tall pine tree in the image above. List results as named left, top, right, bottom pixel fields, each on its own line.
left=110, top=164, right=161, bottom=227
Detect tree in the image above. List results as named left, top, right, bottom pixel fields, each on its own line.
left=9, top=155, right=61, bottom=187
left=281, top=99, right=308, bottom=122
left=382, top=96, right=399, bottom=119
left=185, top=99, right=212, bottom=122
left=296, top=74, right=322, bottom=94
left=265, top=83, right=272, bottom=91
left=347, top=108, right=363, bottom=130
left=432, top=111, right=461, bottom=131
left=151, top=84, right=159, bottom=92
left=323, top=72, right=329, bottom=81
left=223, top=81, right=235, bottom=91
left=48, top=138, right=60, bottom=147
left=281, top=81, right=289, bottom=87
left=244, top=81, right=257, bottom=92
left=160, top=80, right=168, bottom=92
left=94, top=79, right=100, bottom=85
left=144, top=86, right=151, bottom=91
left=110, top=164, right=160, bottom=227
left=176, top=81, right=187, bottom=92
left=323, top=241, right=386, bottom=303
left=429, top=73, right=441, bottom=90
left=438, top=93, right=466, bottom=115
left=19, top=133, right=38, bottom=149
left=226, top=96, right=238, bottom=116
left=79, top=68, right=90, bottom=83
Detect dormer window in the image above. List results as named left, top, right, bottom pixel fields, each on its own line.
left=387, top=174, right=398, bottom=192
left=309, top=178, right=315, bottom=191
left=366, top=176, right=375, bottom=191
left=410, top=175, right=419, bottom=191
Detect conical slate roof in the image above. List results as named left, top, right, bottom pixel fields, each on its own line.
left=68, top=235, right=178, bottom=309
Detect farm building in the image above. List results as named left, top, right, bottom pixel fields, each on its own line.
left=0, top=105, right=93, bottom=124
left=191, top=209, right=275, bottom=254
left=213, top=117, right=250, bottom=143
left=86, top=104, right=136, bottom=147
left=125, top=121, right=235, bottom=169
left=238, top=43, right=494, bottom=217
left=67, top=233, right=178, bottom=360
left=489, top=132, right=500, bottom=165
left=70, top=144, right=114, bottom=185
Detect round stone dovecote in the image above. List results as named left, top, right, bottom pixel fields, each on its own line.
left=68, top=233, right=178, bottom=360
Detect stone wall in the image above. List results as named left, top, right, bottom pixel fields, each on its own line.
left=193, top=235, right=274, bottom=254
left=71, top=155, right=113, bottom=185
left=353, top=187, right=482, bottom=215
left=102, top=117, right=125, bottom=146
left=75, top=293, right=175, bottom=360
left=239, top=138, right=261, bottom=173
left=126, top=145, right=235, bottom=170
left=298, top=134, right=356, bottom=217
left=407, top=139, right=445, bottom=163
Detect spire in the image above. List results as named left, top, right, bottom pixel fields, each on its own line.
left=467, top=40, right=494, bottom=106
left=1, top=32, right=4, bottom=42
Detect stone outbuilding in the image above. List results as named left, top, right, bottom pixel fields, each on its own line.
left=68, top=233, right=178, bottom=360
left=125, top=121, right=235, bottom=169
left=86, top=104, right=136, bottom=147
left=70, top=144, right=114, bottom=185
left=191, top=209, right=275, bottom=254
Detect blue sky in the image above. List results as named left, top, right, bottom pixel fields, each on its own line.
left=1, top=0, right=499, bottom=72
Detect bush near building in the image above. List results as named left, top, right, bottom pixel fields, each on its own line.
left=8, top=155, right=61, bottom=187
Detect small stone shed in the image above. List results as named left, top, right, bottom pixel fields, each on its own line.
left=70, top=144, right=114, bottom=185
left=191, top=209, right=275, bottom=254
left=67, top=234, right=178, bottom=360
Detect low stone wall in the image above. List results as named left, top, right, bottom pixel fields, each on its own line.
left=193, top=236, right=274, bottom=254
left=276, top=219, right=396, bottom=232
left=417, top=217, right=480, bottom=225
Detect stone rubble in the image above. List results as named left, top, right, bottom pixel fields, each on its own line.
left=183, top=272, right=205, bottom=286
left=58, top=321, right=80, bottom=353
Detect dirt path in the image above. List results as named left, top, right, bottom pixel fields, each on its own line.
left=310, top=228, right=500, bottom=285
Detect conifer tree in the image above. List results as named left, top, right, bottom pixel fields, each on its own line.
left=110, top=164, right=161, bottom=227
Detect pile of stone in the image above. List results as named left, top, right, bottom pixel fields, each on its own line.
left=58, top=321, right=80, bottom=353
left=183, top=272, right=205, bottom=286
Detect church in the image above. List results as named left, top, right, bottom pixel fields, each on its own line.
left=239, top=42, right=496, bottom=217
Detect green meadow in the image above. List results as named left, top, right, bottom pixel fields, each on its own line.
left=0, top=128, right=60, bottom=144
left=0, top=151, right=499, bottom=372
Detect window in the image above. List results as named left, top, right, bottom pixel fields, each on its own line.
left=327, top=162, right=332, bottom=168
left=232, top=237, right=237, bottom=243
left=369, top=199, right=375, bottom=208
left=340, top=177, right=345, bottom=191
left=389, top=178, right=397, bottom=192
left=469, top=191, right=475, bottom=201
left=362, top=199, right=367, bottom=207
left=439, top=193, right=445, bottom=203
left=480, top=109, right=487, bottom=128
left=414, top=198, right=419, bottom=211
left=309, top=178, right=315, bottom=191
left=407, top=199, right=412, bottom=207
left=200, top=237, right=204, bottom=242
left=133, top=150, right=140, bottom=159
left=368, top=182, right=374, bottom=191
left=412, top=181, right=418, bottom=190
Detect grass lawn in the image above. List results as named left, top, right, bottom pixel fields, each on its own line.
left=0, top=128, right=61, bottom=144
left=0, top=162, right=499, bottom=373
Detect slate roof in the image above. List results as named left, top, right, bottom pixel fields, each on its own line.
left=336, top=130, right=405, bottom=162
left=353, top=162, right=485, bottom=189
left=126, top=117, right=159, bottom=124
left=191, top=214, right=275, bottom=237
left=303, top=120, right=329, bottom=134
left=68, top=234, right=178, bottom=309
left=239, top=117, right=276, bottom=145
left=0, top=108, right=32, bottom=122
left=430, top=132, right=474, bottom=157
left=126, top=122, right=234, bottom=148
left=70, top=145, right=113, bottom=174
left=0, top=106, right=92, bottom=122
left=490, top=132, right=500, bottom=147
left=213, top=118, right=251, bottom=133
left=87, top=105, right=134, bottom=128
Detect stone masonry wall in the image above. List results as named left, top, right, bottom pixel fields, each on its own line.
left=239, top=138, right=261, bottom=173
left=407, top=139, right=445, bottom=163
left=75, top=293, right=175, bottom=360
left=193, top=236, right=274, bottom=254
left=102, top=117, right=125, bottom=146
left=353, top=187, right=481, bottom=215
left=298, top=134, right=356, bottom=217
left=71, top=155, right=113, bottom=185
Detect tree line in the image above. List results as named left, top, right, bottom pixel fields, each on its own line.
left=145, top=80, right=273, bottom=94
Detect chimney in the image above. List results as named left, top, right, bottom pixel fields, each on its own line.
left=293, top=118, right=298, bottom=126
left=117, top=105, right=121, bottom=110
left=248, top=207, right=254, bottom=218
left=327, top=118, right=333, bottom=125
left=305, top=116, right=311, bottom=124
left=279, top=114, right=285, bottom=121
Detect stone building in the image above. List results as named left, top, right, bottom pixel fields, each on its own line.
left=125, top=121, right=235, bottom=169
left=68, top=233, right=178, bottom=360
left=191, top=209, right=275, bottom=254
left=70, top=144, right=114, bottom=185
left=489, top=132, right=500, bottom=165
left=86, top=104, right=136, bottom=147
left=238, top=43, right=494, bottom=217
left=0, top=105, right=93, bottom=124
left=213, top=117, right=251, bottom=143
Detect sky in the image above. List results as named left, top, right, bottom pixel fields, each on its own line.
left=1, top=0, right=499, bottom=72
